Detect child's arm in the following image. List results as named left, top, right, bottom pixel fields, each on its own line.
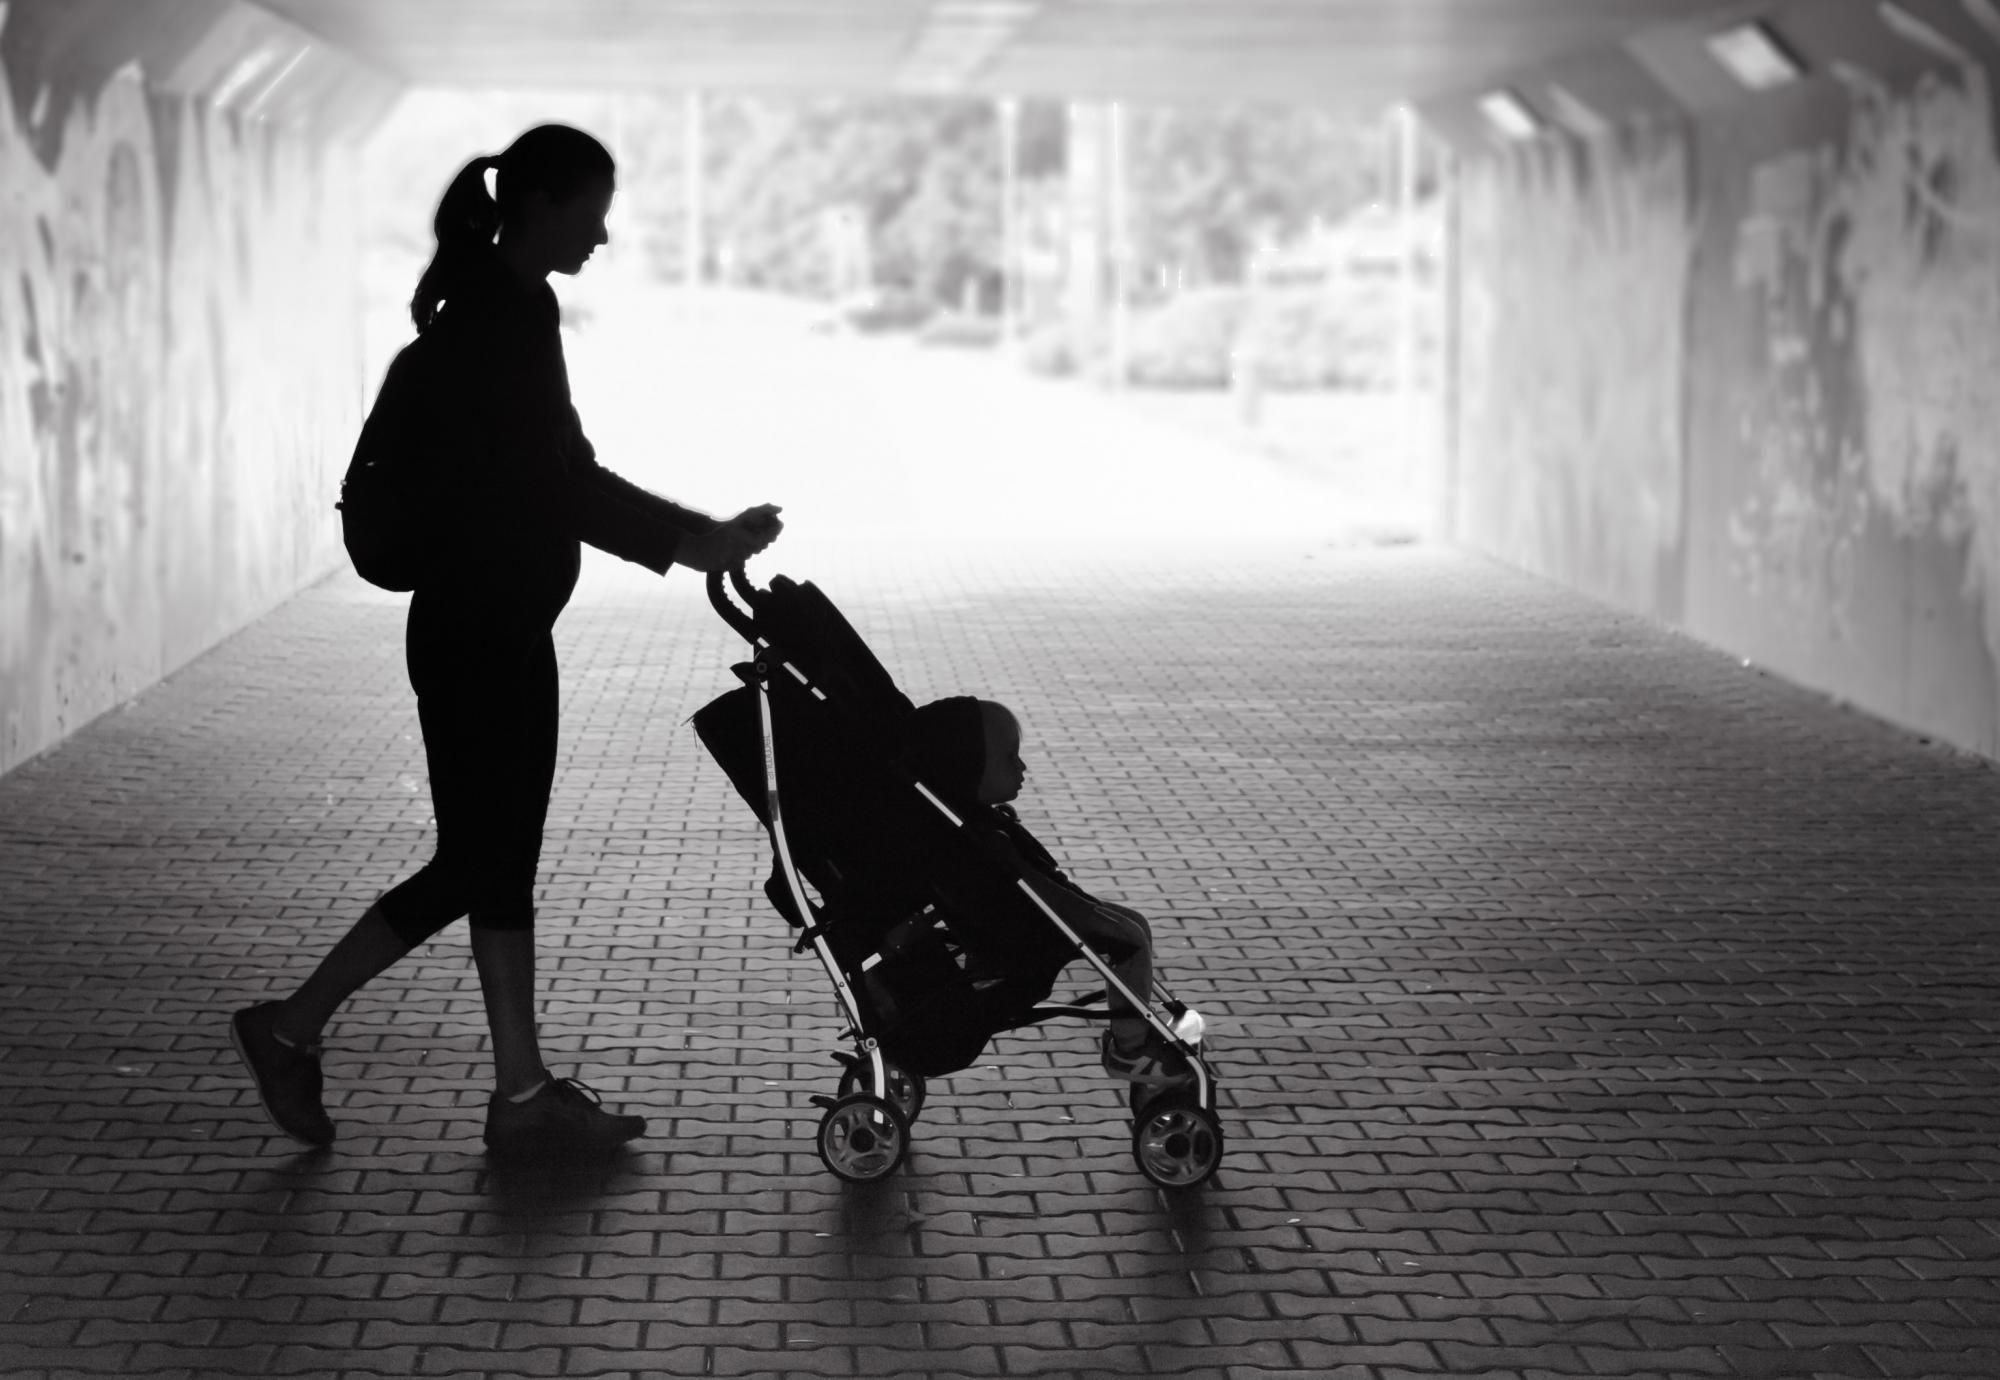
left=979, top=810, right=1090, bottom=898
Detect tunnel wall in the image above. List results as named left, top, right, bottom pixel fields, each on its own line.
left=0, top=0, right=394, bottom=775
left=1443, top=10, right=2000, bottom=757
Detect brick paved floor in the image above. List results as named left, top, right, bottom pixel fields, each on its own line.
left=3, top=535, right=1999, bottom=1380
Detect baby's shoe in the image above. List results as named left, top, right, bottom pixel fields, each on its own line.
left=1100, top=1029, right=1191, bottom=1087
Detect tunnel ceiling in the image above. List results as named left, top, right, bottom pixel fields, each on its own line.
left=251, top=0, right=1747, bottom=114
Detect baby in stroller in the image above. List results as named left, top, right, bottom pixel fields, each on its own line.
left=901, top=696, right=1190, bottom=1087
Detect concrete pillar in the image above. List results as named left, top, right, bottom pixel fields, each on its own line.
left=1106, top=100, right=1130, bottom=390
left=1064, top=100, right=1107, bottom=374
left=998, top=97, right=1021, bottom=344
left=683, top=88, right=705, bottom=289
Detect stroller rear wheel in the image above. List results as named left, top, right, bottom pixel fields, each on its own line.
left=1131, top=1091, right=1224, bottom=1188
left=816, top=1093, right=911, bottom=1183
left=837, top=1060, right=926, bottom=1125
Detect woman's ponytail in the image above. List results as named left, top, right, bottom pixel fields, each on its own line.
left=410, top=155, right=501, bottom=333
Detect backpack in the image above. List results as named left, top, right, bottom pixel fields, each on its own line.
left=336, top=334, right=442, bottom=592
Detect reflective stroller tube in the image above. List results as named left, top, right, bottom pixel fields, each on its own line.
left=755, top=663, right=889, bottom=1098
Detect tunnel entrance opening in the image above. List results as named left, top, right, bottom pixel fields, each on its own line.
left=357, top=85, right=1446, bottom=559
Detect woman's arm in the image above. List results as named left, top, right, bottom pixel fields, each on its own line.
left=465, top=301, right=778, bottom=573
left=558, top=415, right=716, bottom=573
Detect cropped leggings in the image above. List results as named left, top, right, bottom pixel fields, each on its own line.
left=376, top=594, right=559, bottom=945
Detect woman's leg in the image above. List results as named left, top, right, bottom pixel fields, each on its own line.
left=233, top=602, right=474, bottom=1144
left=467, top=628, right=559, bottom=1097
left=271, top=904, right=412, bottom=1045
left=470, top=926, right=546, bottom=1097
left=272, top=854, right=474, bottom=1044
left=400, top=599, right=560, bottom=1095
left=471, top=630, right=645, bottom=1155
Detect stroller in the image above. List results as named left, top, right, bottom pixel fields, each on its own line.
left=693, top=569, right=1224, bottom=1188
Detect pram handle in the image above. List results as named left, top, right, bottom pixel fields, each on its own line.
left=707, top=566, right=761, bottom=642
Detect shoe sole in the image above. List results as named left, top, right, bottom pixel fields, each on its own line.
left=1108, top=1069, right=1192, bottom=1087
left=230, top=1011, right=333, bottom=1148
left=1105, top=1056, right=1198, bottom=1088
left=483, top=1135, right=641, bottom=1163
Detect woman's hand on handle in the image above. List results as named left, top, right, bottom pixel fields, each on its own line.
left=731, top=504, right=784, bottom=541
left=675, top=504, right=784, bottom=573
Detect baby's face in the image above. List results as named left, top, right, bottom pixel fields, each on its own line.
left=976, top=705, right=1025, bottom=804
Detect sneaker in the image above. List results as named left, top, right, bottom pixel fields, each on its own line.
left=1100, top=1029, right=1192, bottom=1087
left=483, top=1076, right=646, bottom=1159
left=230, top=1001, right=335, bottom=1147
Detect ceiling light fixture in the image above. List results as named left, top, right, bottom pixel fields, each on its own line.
left=895, top=0, right=1040, bottom=93
left=931, top=0, right=1036, bottom=17
left=242, top=42, right=312, bottom=119
left=1545, top=84, right=1610, bottom=137
left=1476, top=90, right=1540, bottom=140
left=1963, top=0, right=2000, bottom=46
left=1706, top=21, right=1805, bottom=90
left=209, top=43, right=283, bottom=110
left=1879, top=0, right=1976, bottom=62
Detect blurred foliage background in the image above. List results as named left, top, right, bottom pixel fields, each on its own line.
left=362, top=90, right=1439, bottom=397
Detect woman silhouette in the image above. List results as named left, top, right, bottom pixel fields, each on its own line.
left=232, top=124, right=781, bottom=1157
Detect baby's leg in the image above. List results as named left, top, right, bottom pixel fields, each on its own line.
left=1070, top=901, right=1153, bottom=1048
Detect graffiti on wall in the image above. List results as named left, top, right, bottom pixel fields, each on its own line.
left=0, top=62, right=159, bottom=753
left=0, top=14, right=363, bottom=773
left=1722, top=139, right=1869, bottom=645
left=1455, top=126, right=1694, bottom=618
left=1716, top=65, right=2000, bottom=749
left=1835, top=69, right=2000, bottom=684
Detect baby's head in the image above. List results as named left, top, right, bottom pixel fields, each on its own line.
left=903, top=696, right=1026, bottom=806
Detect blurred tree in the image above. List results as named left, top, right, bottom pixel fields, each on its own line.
left=1123, top=104, right=1386, bottom=289
left=365, top=91, right=1387, bottom=310
left=643, top=95, right=1020, bottom=305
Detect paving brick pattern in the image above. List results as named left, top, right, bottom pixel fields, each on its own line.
left=2, top=538, right=1998, bottom=1379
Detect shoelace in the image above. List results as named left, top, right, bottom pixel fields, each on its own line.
left=548, top=1076, right=607, bottom=1107
left=1105, top=1034, right=1185, bottom=1081
left=272, top=1031, right=324, bottom=1061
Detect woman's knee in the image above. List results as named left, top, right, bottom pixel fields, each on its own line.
left=382, top=907, right=457, bottom=948
left=466, top=866, right=537, bottom=932
left=376, top=861, right=474, bottom=946
left=1093, top=902, right=1151, bottom=948
left=467, top=899, right=536, bottom=933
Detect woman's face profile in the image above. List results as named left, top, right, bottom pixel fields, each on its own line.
left=531, top=173, right=614, bottom=276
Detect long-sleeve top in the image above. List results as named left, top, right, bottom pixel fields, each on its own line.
left=412, top=251, right=714, bottom=631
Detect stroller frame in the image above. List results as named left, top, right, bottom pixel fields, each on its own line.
left=706, top=568, right=1224, bottom=1188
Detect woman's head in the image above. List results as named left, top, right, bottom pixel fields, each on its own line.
left=903, top=697, right=1025, bottom=807
left=411, top=123, right=616, bottom=332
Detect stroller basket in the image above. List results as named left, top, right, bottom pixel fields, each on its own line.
left=693, top=567, right=1223, bottom=1188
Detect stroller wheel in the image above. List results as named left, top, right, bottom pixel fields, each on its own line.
left=1131, top=1091, right=1224, bottom=1189
left=816, top=1093, right=911, bottom=1183
left=838, top=1060, right=926, bottom=1125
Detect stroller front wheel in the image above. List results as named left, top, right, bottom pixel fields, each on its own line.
left=816, top=1093, right=911, bottom=1183
left=837, top=1060, right=926, bottom=1125
left=1131, top=1091, right=1224, bottom=1188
